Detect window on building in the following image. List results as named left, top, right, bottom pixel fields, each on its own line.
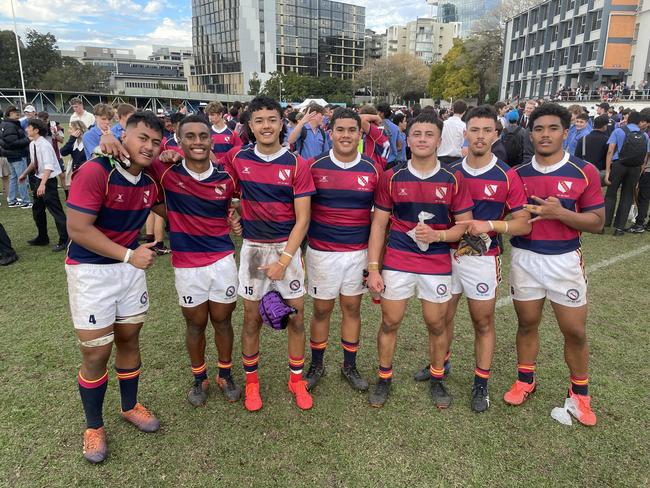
left=567, top=0, right=575, bottom=11
left=554, top=0, right=561, bottom=15
left=586, top=41, right=598, bottom=61
left=560, top=48, right=568, bottom=65
left=633, top=22, right=640, bottom=42
left=524, top=57, right=531, bottom=71
left=564, top=21, right=572, bottom=38
left=576, top=16, right=586, bottom=35
left=530, top=9, right=538, bottom=26
left=540, top=4, right=548, bottom=19
left=573, top=45, right=582, bottom=63
left=513, top=17, right=520, bottom=34
left=591, top=10, right=602, bottom=31
left=551, top=25, right=559, bottom=42
left=521, top=14, right=528, bottom=29
left=548, top=51, right=556, bottom=68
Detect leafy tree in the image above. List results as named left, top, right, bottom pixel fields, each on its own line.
left=0, top=30, right=22, bottom=88
left=22, top=30, right=61, bottom=86
left=37, top=57, right=108, bottom=91
left=248, top=72, right=261, bottom=95
left=427, top=40, right=477, bottom=101
left=354, top=54, right=429, bottom=103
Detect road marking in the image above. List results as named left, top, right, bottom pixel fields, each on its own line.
left=495, top=244, right=650, bottom=309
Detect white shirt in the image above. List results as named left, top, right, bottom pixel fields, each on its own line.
left=70, top=111, right=96, bottom=129
left=438, top=115, right=466, bottom=157
left=30, top=137, right=61, bottom=179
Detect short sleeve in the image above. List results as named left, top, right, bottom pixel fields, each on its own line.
left=231, top=131, right=243, bottom=148
left=451, top=171, right=474, bottom=215
left=67, top=161, right=107, bottom=215
left=293, top=155, right=317, bottom=198
left=221, top=149, right=240, bottom=194
left=506, top=168, right=528, bottom=213
left=606, top=129, right=620, bottom=146
left=578, top=163, right=605, bottom=212
left=373, top=169, right=393, bottom=212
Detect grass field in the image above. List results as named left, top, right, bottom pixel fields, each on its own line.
left=0, top=194, right=649, bottom=487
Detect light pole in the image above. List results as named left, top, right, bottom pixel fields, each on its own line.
left=10, top=0, right=27, bottom=105
left=279, top=79, right=283, bottom=103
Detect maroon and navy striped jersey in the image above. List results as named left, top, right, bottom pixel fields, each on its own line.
left=161, top=134, right=184, bottom=158
left=224, top=145, right=316, bottom=243
left=211, top=125, right=242, bottom=162
left=308, top=150, right=381, bottom=252
left=374, top=162, right=474, bottom=275
left=149, top=159, right=236, bottom=268
left=511, top=153, right=604, bottom=255
left=449, top=156, right=528, bottom=256
left=66, top=156, right=160, bottom=265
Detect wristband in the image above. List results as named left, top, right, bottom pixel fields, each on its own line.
left=277, top=260, right=287, bottom=268
left=488, top=220, right=495, bottom=231
left=281, top=251, right=293, bottom=259
left=439, top=231, right=446, bottom=242
left=491, top=220, right=508, bottom=233
left=123, top=248, right=133, bottom=263
left=367, top=262, right=380, bottom=272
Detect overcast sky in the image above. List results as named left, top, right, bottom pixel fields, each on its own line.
left=0, top=0, right=432, bottom=59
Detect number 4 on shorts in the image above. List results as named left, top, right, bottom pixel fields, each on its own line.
left=89, top=315, right=96, bottom=324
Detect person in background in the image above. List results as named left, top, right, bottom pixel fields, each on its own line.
left=287, top=103, right=332, bottom=160
left=0, top=156, right=10, bottom=206
left=37, top=111, right=66, bottom=197
left=575, top=115, right=610, bottom=185
left=0, top=106, right=32, bottom=208
left=566, top=113, right=592, bottom=156
left=626, top=110, right=650, bottom=233
left=111, top=104, right=137, bottom=141
left=69, top=97, right=96, bottom=128
left=19, top=105, right=37, bottom=130
left=82, top=104, right=115, bottom=160
left=492, top=120, right=508, bottom=162
left=391, top=113, right=407, bottom=166
left=0, top=222, right=18, bottom=265
left=60, top=120, right=88, bottom=177
left=438, top=100, right=467, bottom=165
left=18, top=118, right=68, bottom=252
left=376, top=102, right=400, bottom=168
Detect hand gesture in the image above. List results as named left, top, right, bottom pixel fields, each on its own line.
left=100, top=132, right=130, bottom=160
left=228, top=209, right=242, bottom=236
left=366, top=271, right=384, bottom=294
left=414, top=222, right=442, bottom=243
left=159, top=150, right=182, bottom=163
left=523, top=196, right=566, bottom=223
left=71, top=128, right=82, bottom=139
left=18, top=173, right=27, bottom=184
left=300, top=108, right=319, bottom=126
left=37, top=183, right=46, bottom=197
left=259, top=261, right=286, bottom=281
left=128, top=241, right=157, bottom=269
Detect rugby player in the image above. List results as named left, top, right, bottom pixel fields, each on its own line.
left=205, top=101, right=242, bottom=162
left=505, top=103, right=604, bottom=426
left=223, top=97, right=316, bottom=411
left=66, top=112, right=164, bottom=463
left=304, top=108, right=381, bottom=392
left=413, top=105, right=531, bottom=412
left=366, top=112, right=473, bottom=408
left=149, top=115, right=242, bottom=406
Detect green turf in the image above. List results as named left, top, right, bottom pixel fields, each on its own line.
left=0, top=196, right=649, bottom=487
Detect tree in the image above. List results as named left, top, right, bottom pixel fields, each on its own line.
left=248, top=72, right=261, bottom=95
left=22, top=30, right=61, bottom=87
left=354, top=54, right=429, bottom=103
left=0, top=30, right=22, bottom=88
left=463, top=29, right=503, bottom=104
left=37, top=57, right=108, bottom=92
left=427, top=40, right=478, bottom=101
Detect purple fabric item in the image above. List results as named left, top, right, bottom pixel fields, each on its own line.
left=259, top=290, right=296, bottom=330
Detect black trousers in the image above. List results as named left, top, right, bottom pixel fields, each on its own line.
left=604, top=163, right=642, bottom=230
left=635, top=172, right=650, bottom=226
left=0, top=223, right=15, bottom=256
left=29, top=175, right=68, bottom=243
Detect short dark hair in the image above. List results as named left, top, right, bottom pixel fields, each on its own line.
left=330, top=107, right=361, bottom=130
left=627, top=110, right=642, bottom=125
left=529, top=103, right=571, bottom=130
left=494, top=101, right=507, bottom=111
left=406, top=112, right=443, bottom=137
left=27, top=118, right=47, bottom=136
left=125, top=111, right=164, bottom=135
left=376, top=102, right=392, bottom=119
left=392, top=113, right=405, bottom=125
left=464, top=105, right=498, bottom=126
left=452, top=100, right=467, bottom=115
left=170, top=112, right=185, bottom=125
left=248, top=96, right=283, bottom=119
left=116, top=103, right=136, bottom=119
left=4, top=106, right=18, bottom=118
left=178, top=114, right=211, bottom=136
left=640, top=107, right=650, bottom=123
left=69, top=97, right=83, bottom=106
left=593, top=115, right=609, bottom=129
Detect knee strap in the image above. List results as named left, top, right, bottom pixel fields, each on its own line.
left=78, top=332, right=114, bottom=348
left=115, top=312, right=147, bottom=325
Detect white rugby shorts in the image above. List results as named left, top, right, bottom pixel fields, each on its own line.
left=306, top=247, right=367, bottom=300
left=381, top=269, right=452, bottom=303
left=509, top=247, right=587, bottom=307
left=238, top=240, right=305, bottom=301
left=66, top=263, right=149, bottom=330
left=450, top=253, right=501, bottom=300
left=174, top=254, right=238, bottom=306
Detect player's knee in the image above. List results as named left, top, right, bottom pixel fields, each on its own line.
left=380, top=316, right=401, bottom=334
left=517, top=318, right=539, bottom=333
left=563, top=326, right=587, bottom=346
left=186, top=321, right=207, bottom=337
left=425, top=319, right=446, bottom=336
left=287, top=314, right=305, bottom=334
left=81, top=350, right=111, bottom=374
left=312, top=305, right=332, bottom=323
left=211, top=318, right=233, bottom=335
left=340, top=301, right=361, bottom=320
left=473, top=316, right=494, bottom=336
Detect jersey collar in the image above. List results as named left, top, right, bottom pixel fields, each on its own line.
left=254, top=145, right=288, bottom=162
left=114, top=160, right=142, bottom=184
left=462, top=155, right=497, bottom=176
left=532, top=151, right=570, bottom=174
left=407, top=159, right=441, bottom=180
left=211, top=125, right=227, bottom=134
left=329, top=149, right=360, bottom=169
left=182, top=160, right=215, bottom=181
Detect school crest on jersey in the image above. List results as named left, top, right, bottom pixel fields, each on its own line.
left=215, top=183, right=227, bottom=196
left=484, top=184, right=498, bottom=197
left=557, top=181, right=573, bottom=193
left=358, top=175, right=369, bottom=187
left=435, top=186, right=448, bottom=199
left=224, top=136, right=230, bottom=143
left=278, top=169, right=291, bottom=182
left=143, top=190, right=150, bottom=204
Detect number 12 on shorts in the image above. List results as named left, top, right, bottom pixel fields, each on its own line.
left=182, top=296, right=193, bottom=304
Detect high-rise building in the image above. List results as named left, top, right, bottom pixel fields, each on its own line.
left=192, top=0, right=365, bottom=95
left=384, top=18, right=460, bottom=64
left=500, top=0, right=646, bottom=100
left=629, top=0, right=649, bottom=86
left=364, top=29, right=386, bottom=63
left=440, top=0, right=501, bottom=36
